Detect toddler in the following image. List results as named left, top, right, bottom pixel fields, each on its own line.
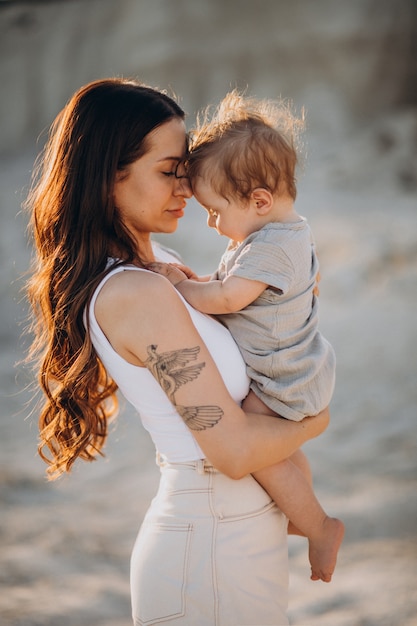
left=151, top=91, right=344, bottom=583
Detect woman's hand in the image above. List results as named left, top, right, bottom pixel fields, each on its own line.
left=226, top=406, right=330, bottom=478
left=300, top=406, right=330, bottom=438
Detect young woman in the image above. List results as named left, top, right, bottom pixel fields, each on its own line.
left=25, top=77, right=329, bottom=625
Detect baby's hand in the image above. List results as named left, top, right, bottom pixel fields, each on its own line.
left=147, top=262, right=188, bottom=286
left=169, top=263, right=199, bottom=280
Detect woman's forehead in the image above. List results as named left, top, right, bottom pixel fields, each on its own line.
left=147, top=118, right=187, bottom=157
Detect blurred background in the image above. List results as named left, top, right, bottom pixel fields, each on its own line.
left=1, top=1, right=416, bottom=625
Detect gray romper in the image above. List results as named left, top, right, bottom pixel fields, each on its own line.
left=215, top=219, right=336, bottom=421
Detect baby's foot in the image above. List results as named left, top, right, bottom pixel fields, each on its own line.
left=309, top=516, right=345, bottom=582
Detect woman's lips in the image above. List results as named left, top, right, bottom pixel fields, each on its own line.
left=168, top=205, right=185, bottom=218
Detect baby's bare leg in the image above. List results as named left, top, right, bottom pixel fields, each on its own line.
left=243, top=391, right=344, bottom=583
left=286, top=448, right=312, bottom=536
left=253, top=459, right=344, bottom=582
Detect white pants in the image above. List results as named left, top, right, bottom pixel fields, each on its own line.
left=130, top=458, right=289, bottom=626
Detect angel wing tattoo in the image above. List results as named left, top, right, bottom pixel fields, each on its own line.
left=177, top=405, right=223, bottom=431
left=145, top=344, right=223, bottom=431
left=146, top=345, right=204, bottom=396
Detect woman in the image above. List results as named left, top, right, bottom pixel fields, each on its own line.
left=25, top=78, right=329, bottom=625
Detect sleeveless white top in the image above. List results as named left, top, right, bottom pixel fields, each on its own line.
left=87, top=247, right=250, bottom=462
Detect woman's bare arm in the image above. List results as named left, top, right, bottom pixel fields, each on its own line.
left=95, top=270, right=329, bottom=479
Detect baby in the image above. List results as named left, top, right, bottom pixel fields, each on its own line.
left=151, top=90, right=344, bottom=582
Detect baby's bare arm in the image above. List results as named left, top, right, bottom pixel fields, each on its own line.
left=149, top=262, right=266, bottom=314
left=176, top=274, right=266, bottom=314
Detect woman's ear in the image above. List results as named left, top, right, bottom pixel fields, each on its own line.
left=251, top=188, right=273, bottom=215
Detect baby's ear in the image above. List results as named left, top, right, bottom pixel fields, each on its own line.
left=251, top=188, right=273, bottom=215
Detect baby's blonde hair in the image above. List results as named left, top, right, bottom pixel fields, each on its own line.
left=188, top=90, right=304, bottom=201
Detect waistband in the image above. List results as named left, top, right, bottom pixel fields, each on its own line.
left=156, top=453, right=218, bottom=475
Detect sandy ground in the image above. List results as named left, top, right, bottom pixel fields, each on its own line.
left=1, top=139, right=417, bottom=625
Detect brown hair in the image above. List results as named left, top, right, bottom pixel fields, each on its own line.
left=25, top=78, right=185, bottom=479
left=187, top=90, right=304, bottom=202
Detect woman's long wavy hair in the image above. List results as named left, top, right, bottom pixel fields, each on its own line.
left=25, top=78, right=185, bottom=479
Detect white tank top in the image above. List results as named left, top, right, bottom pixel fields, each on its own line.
left=87, top=250, right=250, bottom=462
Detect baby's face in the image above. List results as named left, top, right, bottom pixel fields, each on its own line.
left=193, top=178, right=254, bottom=241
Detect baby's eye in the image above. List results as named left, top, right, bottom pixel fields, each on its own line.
left=163, top=171, right=176, bottom=177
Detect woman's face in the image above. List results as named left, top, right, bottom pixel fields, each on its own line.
left=113, top=118, right=191, bottom=245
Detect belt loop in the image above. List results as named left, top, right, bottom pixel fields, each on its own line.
left=196, top=459, right=205, bottom=475
left=156, top=452, right=166, bottom=467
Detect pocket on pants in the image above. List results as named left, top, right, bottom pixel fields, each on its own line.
left=131, top=522, right=192, bottom=625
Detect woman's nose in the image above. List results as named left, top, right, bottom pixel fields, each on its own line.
left=175, top=176, right=192, bottom=197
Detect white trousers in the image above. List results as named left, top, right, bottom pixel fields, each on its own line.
left=130, top=459, right=289, bottom=626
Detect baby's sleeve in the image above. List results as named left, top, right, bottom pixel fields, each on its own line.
left=228, top=239, right=295, bottom=294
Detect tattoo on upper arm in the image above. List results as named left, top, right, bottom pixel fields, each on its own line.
left=145, top=344, right=223, bottom=431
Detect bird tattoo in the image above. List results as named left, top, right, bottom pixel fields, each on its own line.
left=145, top=344, right=223, bottom=431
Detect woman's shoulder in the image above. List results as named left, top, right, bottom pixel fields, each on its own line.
left=94, top=267, right=192, bottom=366
left=96, top=266, right=178, bottom=313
